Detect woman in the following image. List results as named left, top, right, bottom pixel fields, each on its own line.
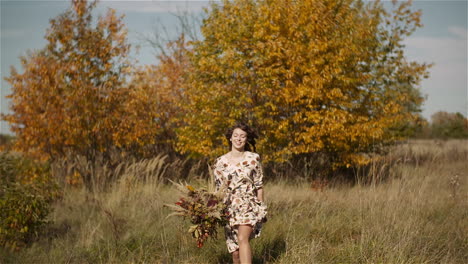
left=213, top=122, right=267, bottom=264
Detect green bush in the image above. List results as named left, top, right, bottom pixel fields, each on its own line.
left=430, top=112, right=468, bottom=139
left=0, top=134, right=15, bottom=152
left=0, top=152, right=61, bottom=250
left=0, top=184, right=50, bottom=250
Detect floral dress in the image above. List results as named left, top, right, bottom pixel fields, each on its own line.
left=213, top=151, right=268, bottom=253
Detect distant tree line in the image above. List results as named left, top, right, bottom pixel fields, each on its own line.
left=409, top=111, right=468, bottom=139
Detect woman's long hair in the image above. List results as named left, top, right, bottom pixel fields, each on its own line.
left=225, top=122, right=258, bottom=152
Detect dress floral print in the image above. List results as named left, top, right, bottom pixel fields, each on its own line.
left=213, top=151, right=268, bottom=253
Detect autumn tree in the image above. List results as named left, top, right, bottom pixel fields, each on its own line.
left=128, top=35, right=192, bottom=155
left=133, top=10, right=203, bottom=154
left=176, top=0, right=430, bottom=166
left=2, top=0, right=161, bottom=188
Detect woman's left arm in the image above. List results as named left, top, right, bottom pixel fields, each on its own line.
left=253, top=154, right=265, bottom=202
left=257, top=188, right=264, bottom=202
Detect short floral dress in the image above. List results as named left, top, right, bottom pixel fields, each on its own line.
left=213, top=151, right=268, bottom=253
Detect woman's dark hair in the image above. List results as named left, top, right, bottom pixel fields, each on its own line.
left=225, top=122, right=258, bottom=152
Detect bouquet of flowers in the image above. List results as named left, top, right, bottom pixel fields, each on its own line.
left=165, top=181, right=229, bottom=248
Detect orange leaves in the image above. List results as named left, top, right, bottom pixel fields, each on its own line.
left=173, top=0, right=430, bottom=167
left=1, top=0, right=154, bottom=162
left=2, top=0, right=431, bottom=172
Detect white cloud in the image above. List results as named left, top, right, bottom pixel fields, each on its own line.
left=404, top=35, right=466, bottom=64
left=448, top=26, right=468, bottom=39
left=403, top=26, right=467, bottom=118
left=98, top=1, right=211, bottom=14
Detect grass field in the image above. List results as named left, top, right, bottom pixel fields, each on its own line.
left=1, top=140, right=467, bottom=263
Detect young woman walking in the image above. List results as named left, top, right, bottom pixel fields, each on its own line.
left=212, top=122, right=268, bottom=264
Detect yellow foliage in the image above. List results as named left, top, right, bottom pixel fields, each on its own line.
left=176, top=0, right=431, bottom=167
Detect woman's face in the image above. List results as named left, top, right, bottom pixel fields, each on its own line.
left=231, top=128, right=247, bottom=151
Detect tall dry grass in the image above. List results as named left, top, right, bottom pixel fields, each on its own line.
left=354, top=139, right=468, bottom=185
left=1, top=139, right=467, bottom=263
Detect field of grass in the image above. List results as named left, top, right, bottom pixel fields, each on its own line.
left=1, top=140, right=467, bottom=263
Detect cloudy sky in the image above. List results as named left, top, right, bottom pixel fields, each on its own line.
left=1, top=0, right=467, bottom=135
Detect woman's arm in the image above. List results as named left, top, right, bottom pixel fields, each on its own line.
left=213, top=157, right=224, bottom=192
left=253, top=153, right=265, bottom=202
left=257, top=187, right=264, bottom=202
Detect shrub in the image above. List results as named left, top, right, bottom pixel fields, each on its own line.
left=0, top=184, right=50, bottom=250
left=0, top=152, right=61, bottom=250
left=430, top=112, right=468, bottom=139
left=0, top=134, right=15, bottom=152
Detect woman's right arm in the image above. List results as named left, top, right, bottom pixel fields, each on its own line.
left=213, top=157, right=224, bottom=192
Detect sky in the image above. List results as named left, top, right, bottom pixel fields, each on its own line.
left=1, top=0, right=467, bottom=135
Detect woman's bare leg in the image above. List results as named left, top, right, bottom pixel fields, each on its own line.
left=238, top=225, right=253, bottom=264
left=232, top=250, right=240, bottom=264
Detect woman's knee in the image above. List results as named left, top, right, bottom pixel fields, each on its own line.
left=238, top=234, right=249, bottom=244
left=237, top=225, right=253, bottom=244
